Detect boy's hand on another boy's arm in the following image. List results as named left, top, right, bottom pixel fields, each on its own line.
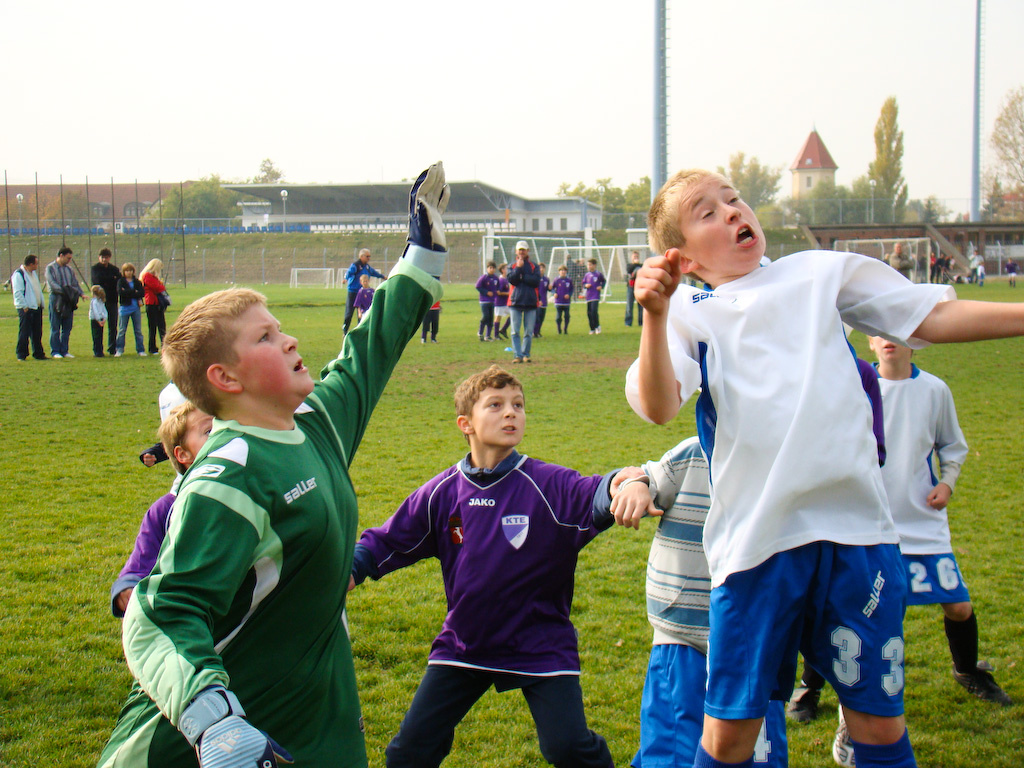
left=610, top=468, right=661, bottom=530
left=926, top=482, right=953, bottom=510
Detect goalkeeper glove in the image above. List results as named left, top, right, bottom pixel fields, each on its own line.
left=179, top=687, right=293, bottom=768
left=406, top=161, right=450, bottom=253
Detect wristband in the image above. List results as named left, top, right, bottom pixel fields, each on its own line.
left=618, top=476, right=651, bottom=494
left=179, top=687, right=246, bottom=746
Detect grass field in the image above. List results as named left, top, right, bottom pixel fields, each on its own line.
left=0, top=279, right=1021, bottom=767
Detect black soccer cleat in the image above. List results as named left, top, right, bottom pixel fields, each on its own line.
left=953, top=661, right=1013, bottom=706
left=786, top=685, right=821, bottom=723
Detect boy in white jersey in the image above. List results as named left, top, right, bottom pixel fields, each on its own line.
left=866, top=337, right=1012, bottom=706
left=627, top=168, right=1024, bottom=768
left=97, top=163, right=450, bottom=768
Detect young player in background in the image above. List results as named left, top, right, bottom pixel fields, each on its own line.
left=475, top=261, right=499, bottom=341
left=354, top=273, right=375, bottom=323
left=534, top=261, right=550, bottom=337
left=494, top=262, right=511, bottom=340
left=629, top=168, right=1024, bottom=768
left=552, top=264, right=574, bottom=334
left=96, top=163, right=449, bottom=768
left=350, top=365, right=627, bottom=768
left=89, top=285, right=108, bottom=357
left=582, top=258, right=606, bottom=334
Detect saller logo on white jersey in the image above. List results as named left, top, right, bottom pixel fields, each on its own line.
left=468, top=498, right=495, bottom=507
left=284, top=477, right=317, bottom=504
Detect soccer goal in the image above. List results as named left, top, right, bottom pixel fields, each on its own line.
left=289, top=268, right=336, bottom=289
left=833, top=237, right=933, bottom=284
left=547, top=245, right=653, bottom=302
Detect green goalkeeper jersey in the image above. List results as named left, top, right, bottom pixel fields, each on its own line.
left=98, top=260, right=441, bottom=768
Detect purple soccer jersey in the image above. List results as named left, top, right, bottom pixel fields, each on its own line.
left=353, top=286, right=375, bottom=313
left=495, top=276, right=510, bottom=306
left=582, top=270, right=605, bottom=302
left=475, top=273, right=499, bottom=304
left=110, top=492, right=175, bottom=616
left=537, top=275, right=550, bottom=307
left=551, top=276, right=574, bottom=306
left=358, top=455, right=605, bottom=675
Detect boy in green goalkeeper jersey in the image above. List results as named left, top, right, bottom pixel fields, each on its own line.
left=96, top=164, right=450, bottom=768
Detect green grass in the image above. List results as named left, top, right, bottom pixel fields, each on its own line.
left=0, top=281, right=1021, bottom=767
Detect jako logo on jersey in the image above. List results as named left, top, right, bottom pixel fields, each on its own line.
left=468, top=498, right=496, bottom=507
left=190, top=464, right=225, bottom=479
left=284, top=477, right=317, bottom=504
left=862, top=570, right=886, bottom=617
left=501, top=515, right=529, bottom=550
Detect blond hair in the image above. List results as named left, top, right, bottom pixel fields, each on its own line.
left=91, top=285, right=105, bottom=301
left=161, top=287, right=266, bottom=417
left=140, top=258, right=163, bottom=280
left=454, top=365, right=523, bottom=417
left=158, top=401, right=198, bottom=474
left=647, top=169, right=731, bottom=255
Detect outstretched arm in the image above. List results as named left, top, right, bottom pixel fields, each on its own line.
left=633, top=253, right=684, bottom=423
left=913, top=299, right=1024, bottom=343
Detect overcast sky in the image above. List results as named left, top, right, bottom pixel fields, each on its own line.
left=3, top=0, right=1021, bottom=214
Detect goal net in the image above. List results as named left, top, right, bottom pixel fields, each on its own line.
left=833, top=237, right=933, bottom=284
left=481, top=235, right=586, bottom=273
left=547, top=245, right=652, bottom=302
left=289, top=268, right=336, bottom=289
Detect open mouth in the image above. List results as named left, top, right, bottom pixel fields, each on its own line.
left=737, top=226, right=755, bottom=245
left=294, top=359, right=305, bottom=372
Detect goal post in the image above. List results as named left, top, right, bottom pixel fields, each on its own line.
left=547, top=244, right=653, bottom=302
left=289, top=268, right=336, bottom=289
left=833, top=237, right=933, bottom=284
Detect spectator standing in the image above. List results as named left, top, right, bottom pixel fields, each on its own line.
left=140, top=259, right=168, bottom=354
left=115, top=262, right=146, bottom=357
left=421, top=299, right=441, bottom=343
left=534, top=262, right=550, bottom=337
left=343, top=248, right=386, bottom=334
left=89, top=286, right=108, bottom=357
left=91, top=247, right=121, bottom=354
left=45, top=246, right=83, bottom=359
left=507, top=240, right=541, bottom=363
left=475, top=261, right=499, bottom=341
left=582, top=258, right=606, bottom=334
left=12, top=254, right=46, bottom=360
left=624, top=250, right=643, bottom=327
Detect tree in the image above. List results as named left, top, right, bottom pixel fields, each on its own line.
left=867, top=96, right=908, bottom=222
left=148, top=175, right=241, bottom=222
left=623, top=177, right=651, bottom=212
left=717, top=153, right=782, bottom=210
left=252, top=158, right=285, bottom=184
left=990, top=86, right=1024, bottom=190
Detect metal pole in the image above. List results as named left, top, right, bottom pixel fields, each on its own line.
left=970, top=0, right=983, bottom=221
left=135, top=179, right=142, bottom=256
left=652, top=0, right=668, bottom=203
left=111, top=177, right=117, bottom=258
left=85, top=176, right=93, bottom=260
left=158, top=180, right=164, bottom=263
left=4, top=171, right=12, bottom=277
left=60, top=175, right=66, bottom=247
left=34, top=173, right=40, bottom=256
left=179, top=181, right=187, bottom=288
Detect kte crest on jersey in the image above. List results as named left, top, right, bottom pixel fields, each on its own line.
left=501, top=515, right=529, bottom=549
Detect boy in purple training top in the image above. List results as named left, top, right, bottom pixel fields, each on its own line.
left=551, top=264, right=574, bottom=334
left=350, top=365, right=624, bottom=768
left=110, top=401, right=213, bottom=617
left=582, top=258, right=606, bottom=334
left=353, top=274, right=375, bottom=324
left=475, top=261, right=499, bottom=341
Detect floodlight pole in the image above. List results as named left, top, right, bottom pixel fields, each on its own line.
left=280, top=189, right=288, bottom=234
left=652, top=0, right=668, bottom=203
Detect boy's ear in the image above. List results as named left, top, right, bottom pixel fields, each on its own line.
left=173, top=444, right=194, bottom=469
left=207, top=363, right=243, bottom=396
left=456, top=414, right=474, bottom=438
left=668, top=247, right=700, bottom=276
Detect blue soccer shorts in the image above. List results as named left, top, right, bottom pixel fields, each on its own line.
left=705, top=542, right=908, bottom=720
left=901, top=552, right=971, bottom=606
left=632, top=643, right=788, bottom=768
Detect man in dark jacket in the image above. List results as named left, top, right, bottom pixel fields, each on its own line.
left=507, top=240, right=541, bottom=363
left=91, top=248, right=121, bottom=354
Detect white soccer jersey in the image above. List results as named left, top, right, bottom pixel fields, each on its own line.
left=626, top=251, right=954, bottom=587
left=876, top=366, right=967, bottom=555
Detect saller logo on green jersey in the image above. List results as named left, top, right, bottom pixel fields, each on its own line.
left=284, top=477, right=318, bottom=504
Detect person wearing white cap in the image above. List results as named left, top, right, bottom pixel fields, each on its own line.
left=507, top=241, right=541, bottom=363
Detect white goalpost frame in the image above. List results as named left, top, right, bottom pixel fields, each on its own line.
left=547, top=244, right=653, bottom=303
left=289, top=268, right=336, bottom=289
left=833, top=237, right=934, bottom=284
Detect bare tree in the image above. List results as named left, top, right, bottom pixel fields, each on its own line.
left=990, top=86, right=1024, bottom=189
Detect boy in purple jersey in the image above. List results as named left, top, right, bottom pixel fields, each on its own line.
left=351, top=365, right=625, bottom=768
left=475, top=261, right=499, bottom=341
left=353, top=274, right=375, bottom=323
left=551, top=264, right=574, bottom=334
left=534, top=262, right=550, bottom=337
left=582, top=258, right=606, bottom=334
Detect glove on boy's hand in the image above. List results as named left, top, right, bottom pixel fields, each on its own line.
left=180, top=687, right=293, bottom=768
left=407, top=162, right=450, bottom=253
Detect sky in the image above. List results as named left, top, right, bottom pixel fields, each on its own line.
left=3, top=0, right=1021, bottom=214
